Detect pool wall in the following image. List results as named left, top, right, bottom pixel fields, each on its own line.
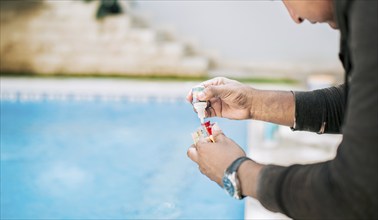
left=1, top=77, right=248, bottom=219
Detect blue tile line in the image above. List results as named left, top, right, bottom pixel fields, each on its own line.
left=0, top=91, right=186, bottom=104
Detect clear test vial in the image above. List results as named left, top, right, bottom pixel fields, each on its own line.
left=191, top=121, right=215, bottom=144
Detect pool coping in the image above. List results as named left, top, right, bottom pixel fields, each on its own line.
left=0, top=77, right=199, bottom=103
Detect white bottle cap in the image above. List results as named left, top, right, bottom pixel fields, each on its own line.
left=193, top=102, right=207, bottom=123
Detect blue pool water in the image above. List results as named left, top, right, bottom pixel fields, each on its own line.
left=1, top=98, right=247, bottom=219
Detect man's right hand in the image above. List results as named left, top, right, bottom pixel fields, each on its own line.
left=187, top=77, right=295, bottom=126
left=186, top=77, right=256, bottom=120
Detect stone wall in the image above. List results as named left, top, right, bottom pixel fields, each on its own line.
left=0, top=0, right=209, bottom=76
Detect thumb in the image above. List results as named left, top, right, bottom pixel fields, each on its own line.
left=187, top=145, right=199, bottom=163
left=211, top=122, right=226, bottom=142
left=198, top=85, right=227, bottom=101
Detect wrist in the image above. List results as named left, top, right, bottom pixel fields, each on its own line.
left=238, top=160, right=263, bottom=198
left=249, top=89, right=295, bottom=127
left=247, top=88, right=260, bottom=120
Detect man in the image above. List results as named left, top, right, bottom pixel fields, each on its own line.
left=187, top=0, right=377, bottom=219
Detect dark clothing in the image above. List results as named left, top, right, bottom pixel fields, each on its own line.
left=256, top=1, right=378, bottom=219
left=293, top=84, right=346, bottom=134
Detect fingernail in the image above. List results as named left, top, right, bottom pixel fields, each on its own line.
left=186, top=91, right=192, bottom=101
left=212, top=122, right=221, bottom=132
left=185, top=95, right=191, bottom=103
left=209, top=135, right=215, bottom=143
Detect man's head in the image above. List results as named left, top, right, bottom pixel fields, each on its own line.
left=282, top=0, right=337, bottom=29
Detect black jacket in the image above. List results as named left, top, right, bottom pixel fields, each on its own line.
left=256, top=1, right=378, bottom=219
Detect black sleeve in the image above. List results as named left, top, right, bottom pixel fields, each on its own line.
left=292, top=84, right=345, bottom=134
left=256, top=1, right=378, bottom=219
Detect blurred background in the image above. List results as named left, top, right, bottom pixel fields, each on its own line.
left=1, top=1, right=343, bottom=219
left=0, top=0, right=343, bottom=81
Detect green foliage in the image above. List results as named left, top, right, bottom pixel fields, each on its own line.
left=0, top=72, right=298, bottom=84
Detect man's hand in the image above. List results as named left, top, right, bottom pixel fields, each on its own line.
left=187, top=123, right=247, bottom=186
left=186, top=77, right=256, bottom=120
left=187, top=77, right=296, bottom=127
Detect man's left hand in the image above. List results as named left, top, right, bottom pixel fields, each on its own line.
left=187, top=123, right=246, bottom=186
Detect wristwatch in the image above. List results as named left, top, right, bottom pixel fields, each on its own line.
left=222, top=156, right=251, bottom=200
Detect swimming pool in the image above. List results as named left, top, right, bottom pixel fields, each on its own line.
left=0, top=78, right=247, bottom=219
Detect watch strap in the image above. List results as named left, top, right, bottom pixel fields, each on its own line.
left=225, top=156, right=251, bottom=174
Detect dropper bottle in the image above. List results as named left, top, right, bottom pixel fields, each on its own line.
left=192, top=85, right=207, bottom=123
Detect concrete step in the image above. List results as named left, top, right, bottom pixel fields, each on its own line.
left=124, top=28, right=157, bottom=44
left=158, top=42, right=185, bottom=57
left=41, top=0, right=99, bottom=21
left=179, top=56, right=209, bottom=72
left=1, top=0, right=210, bottom=76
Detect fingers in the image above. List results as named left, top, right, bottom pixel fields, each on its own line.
left=202, top=77, right=232, bottom=87
left=211, top=122, right=226, bottom=142
left=205, top=99, right=216, bottom=117
left=198, top=166, right=207, bottom=175
left=198, top=85, right=228, bottom=102
left=212, top=122, right=222, bottom=135
left=186, top=77, right=233, bottom=103
left=188, top=137, right=210, bottom=161
left=186, top=89, right=193, bottom=103
left=187, top=145, right=199, bottom=163
left=186, top=83, right=203, bottom=103
left=187, top=146, right=206, bottom=175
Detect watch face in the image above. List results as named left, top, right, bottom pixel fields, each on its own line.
left=222, top=175, right=235, bottom=197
